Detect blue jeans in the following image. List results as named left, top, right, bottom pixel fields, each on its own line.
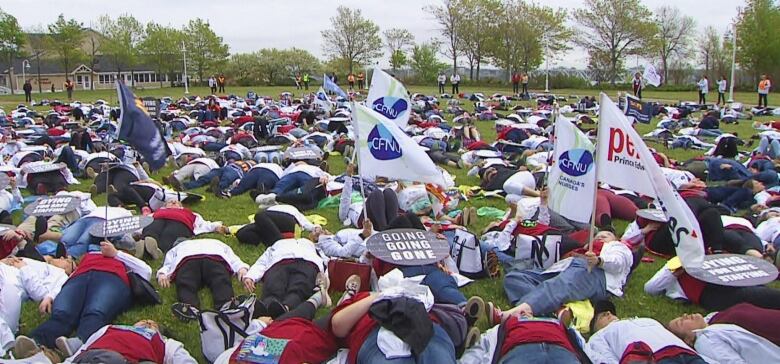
left=60, top=217, right=102, bottom=257
left=479, top=241, right=514, bottom=265
left=705, top=186, right=753, bottom=210
left=400, top=265, right=466, bottom=306
left=658, top=354, right=708, bottom=364
left=757, top=137, right=780, bottom=158
left=202, top=142, right=227, bottom=152
left=272, top=171, right=314, bottom=195
left=696, top=129, right=723, bottom=138
left=356, top=324, right=456, bottom=364
left=503, top=258, right=608, bottom=314
left=31, top=271, right=132, bottom=348
left=706, top=158, right=752, bottom=181
left=230, top=168, right=280, bottom=195
left=500, top=343, right=579, bottom=364
left=183, top=166, right=241, bottom=190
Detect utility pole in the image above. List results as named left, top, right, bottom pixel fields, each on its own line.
left=728, top=24, right=737, bottom=103
left=182, top=41, right=189, bottom=94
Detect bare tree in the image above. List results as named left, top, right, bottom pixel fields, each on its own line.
left=700, top=26, right=721, bottom=81
left=426, top=0, right=463, bottom=74
left=652, top=6, right=696, bottom=85
left=383, top=28, right=415, bottom=71
left=321, top=6, right=382, bottom=74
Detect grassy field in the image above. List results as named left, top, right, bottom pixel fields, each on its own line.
left=1, top=85, right=778, bottom=362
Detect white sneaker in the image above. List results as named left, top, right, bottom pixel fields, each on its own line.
left=254, top=193, right=277, bottom=205
left=55, top=336, right=82, bottom=357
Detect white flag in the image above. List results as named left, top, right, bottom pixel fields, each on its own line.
left=596, top=93, right=704, bottom=269
left=353, top=103, right=445, bottom=187
left=314, top=87, right=332, bottom=110
left=548, top=115, right=596, bottom=223
left=643, top=64, right=661, bottom=87
left=366, top=68, right=411, bottom=128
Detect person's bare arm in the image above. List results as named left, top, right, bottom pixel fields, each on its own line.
left=331, top=293, right=379, bottom=338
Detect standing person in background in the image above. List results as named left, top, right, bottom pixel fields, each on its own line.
left=697, top=75, right=709, bottom=105
left=50, top=83, right=55, bottom=93
left=357, top=72, right=365, bottom=90
left=437, top=73, right=446, bottom=94
left=64, top=79, right=74, bottom=100
left=23, top=80, right=32, bottom=103
left=759, top=74, right=772, bottom=108
left=217, top=74, right=226, bottom=93
left=331, top=72, right=338, bottom=85
left=521, top=73, right=529, bottom=97
left=632, top=72, right=643, bottom=99
left=717, top=76, right=728, bottom=106
left=295, top=73, right=302, bottom=90
left=303, top=73, right=310, bottom=90
left=511, top=72, right=520, bottom=95
left=347, top=73, right=355, bottom=91
left=208, top=76, right=216, bottom=94
left=450, top=72, right=460, bottom=94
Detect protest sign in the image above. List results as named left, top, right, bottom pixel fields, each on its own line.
left=141, top=97, right=161, bottom=118
left=284, top=147, right=322, bottom=161
left=22, top=163, right=64, bottom=174
left=367, top=228, right=449, bottom=266
left=687, top=254, right=778, bottom=287
left=24, top=196, right=79, bottom=217
left=90, top=215, right=154, bottom=237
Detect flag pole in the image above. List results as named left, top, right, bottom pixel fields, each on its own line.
left=350, top=100, right=368, bottom=220
left=588, top=95, right=609, bottom=252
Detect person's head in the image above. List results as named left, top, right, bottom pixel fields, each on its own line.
left=48, top=256, right=76, bottom=275
left=761, top=74, right=767, bottom=80
left=590, top=300, right=619, bottom=333
left=722, top=75, right=727, bottom=80
left=635, top=72, right=641, bottom=78
left=134, top=319, right=160, bottom=332
left=165, top=200, right=183, bottom=209
left=667, top=313, right=707, bottom=346
left=743, top=178, right=765, bottom=193
left=594, top=229, right=617, bottom=243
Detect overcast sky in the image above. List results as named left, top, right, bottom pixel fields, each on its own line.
left=3, top=0, right=744, bottom=69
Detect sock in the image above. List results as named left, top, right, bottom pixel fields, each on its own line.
left=307, top=291, right=323, bottom=308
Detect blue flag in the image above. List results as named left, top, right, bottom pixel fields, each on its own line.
left=116, top=82, right=169, bottom=170
left=323, top=74, right=348, bottom=99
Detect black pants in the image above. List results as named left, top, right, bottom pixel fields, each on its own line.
left=107, top=185, right=155, bottom=211
left=272, top=301, right=331, bottom=329
left=25, top=92, right=31, bottom=102
left=718, top=92, right=726, bottom=105
left=721, top=229, right=763, bottom=254
left=235, top=210, right=295, bottom=246
left=634, top=88, right=642, bottom=99
left=512, top=82, right=519, bottom=94
left=260, top=260, right=318, bottom=314
left=210, top=86, right=216, bottom=94
left=218, top=85, right=225, bottom=93
left=429, top=151, right=460, bottom=166
left=522, top=83, right=528, bottom=96
left=94, top=168, right=139, bottom=194
left=363, top=189, right=401, bottom=231
left=438, top=83, right=445, bottom=94
left=27, top=171, right=68, bottom=195
left=759, top=93, right=768, bottom=108
left=698, top=91, right=706, bottom=105
left=174, top=258, right=234, bottom=309
left=451, top=83, right=459, bottom=94
left=142, top=219, right=193, bottom=252
left=700, top=283, right=780, bottom=311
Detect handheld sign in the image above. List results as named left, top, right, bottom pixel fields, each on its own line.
left=284, top=147, right=322, bottom=161
left=366, top=228, right=449, bottom=266
left=90, top=215, right=153, bottom=238
left=24, top=196, right=79, bottom=217
left=687, top=254, right=778, bottom=287
left=252, top=145, right=283, bottom=152
left=141, top=97, right=161, bottom=118
left=22, top=163, right=64, bottom=175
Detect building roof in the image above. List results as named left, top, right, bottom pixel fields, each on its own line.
left=2, top=55, right=157, bottom=75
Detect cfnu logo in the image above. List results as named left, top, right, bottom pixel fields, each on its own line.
left=368, top=124, right=402, bottom=160
left=372, top=97, right=408, bottom=120
left=559, top=149, right=593, bottom=177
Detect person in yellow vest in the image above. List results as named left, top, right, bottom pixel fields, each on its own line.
left=357, top=72, right=365, bottom=90
left=347, top=73, right=355, bottom=91
left=64, top=79, right=75, bottom=100
left=759, top=74, right=772, bottom=108
left=217, top=74, right=226, bottom=93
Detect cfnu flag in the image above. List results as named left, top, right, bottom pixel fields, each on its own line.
left=547, top=115, right=595, bottom=224
left=323, top=74, right=348, bottom=99
left=643, top=64, right=661, bottom=87
left=315, top=87, right=332, bottom=110
left=353, top=104, right=445, bottom=187
left=596, top=93, right=704, bottom=270
left=366, top=68, right=411, bottom=128
left=116, top=81, right=170, bottom=171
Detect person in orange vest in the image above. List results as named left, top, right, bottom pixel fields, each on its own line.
left=357, top=72, right=365, bottom=90
left=64, top=79, right=75, bottom=100
left=347, top=73, right=355, bottom=91
left=217, top=74, right=226, bottom=93
left=759, top=74, right=772, bottom=108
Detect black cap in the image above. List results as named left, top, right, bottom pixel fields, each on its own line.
left=590, top=300, right=617, bottom=333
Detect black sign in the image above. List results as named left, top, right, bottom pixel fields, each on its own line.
left=90, top=215, right=153, bottom=237
left=687, top=254, right=778, bottom=287
left=367, top=228, right=450, bottom=266
left=22, top=163, right=64, bottom=175
left=24, top=196, right=79, bottom=217
left=141, top=97, right=161, bottom=118
left=623, top=94, right=652, bottom=124
left=284, top=147, right=321, bottom=161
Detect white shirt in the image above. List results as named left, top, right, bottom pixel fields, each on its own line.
left=598, top=241, right=634, bottom=297
left=157, top=239, right=249, bottom=279
left=698, top=79, right=709, bottom=93
left=717, top=79, right=727, bottom=92
left=188, top=157, right=219, bottom=170
left=661, top=167, right=695, bottom=190
left=450, top=74, right=460, bottom=83
left=63, top=325, right=197, bottom=364
left=245, top=238, right=328, bottom=282
left=249, top=163, right=284, bottom=179
left=282, top=162, right=328, bottom=179
left=437, top=75, right=446, bottom=83
left=317, top=229, right=367, bottom=259
left=644, top=264, right=688, bottom=301
left=0, top=260, right=68, bottom=333
left=586, top=318, right=695, bottom=364
left=266, top=204, right=320, bottom=232
left=756, top=216, right=780, bottom=244
left=694, top=324, right=780, bottom=364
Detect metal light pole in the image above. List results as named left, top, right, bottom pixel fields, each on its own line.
left=727, top=25, right=737, bottom=103
left=544, top=40, right=550, bottom=93
left=181, top=41, right=189, bottom=94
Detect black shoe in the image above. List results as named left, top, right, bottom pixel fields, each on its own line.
left=253, top=300, right=269, bottom=318
left=171, top=303, right=199, bottom=322
left=249, top=190, right=260, bottom=201
left=266, top=298, right=288, bottom=318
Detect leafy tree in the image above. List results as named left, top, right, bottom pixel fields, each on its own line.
left=26, top=25, right=47, bottom=93
left=97, top=14, right=144, bottom=85
left=383, top=28, right=414, bottom=71
left=651, top=6, right=696, bottom=85
left=321, top=6, right=382, bottom=74
left=574, top=0, right=657, bottom=84
left=225, top=48, right=320, bottom=86
left=0, top=8, right=25, bottom=94
left=426, top=0, right=463, bottom=74
left=735, top=0, right=780, bottom=80
left=140, top=23, right=184, bottom=87
left=282, top=47, right=321, bottom=77
left=183, top=18, right=230, bottom=84
left=225, top=53, right=262, bottom=85
left=458, top=0, right=500, bottom=80
left=45, top=14, right=85, bottom=78
left=410, top=41, right=447, bottom=82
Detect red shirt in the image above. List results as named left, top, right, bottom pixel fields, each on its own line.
left=89, top=326, right=165, bottom=363
left=153, top=208, right=196, bottom=232
left=70, top=253, right=129, bottom=286
left=500, top=318, right=576, bottom=357
left=677, top=272, right=706, bottom=304
left=711, top=303, right=780, bottom=346
left=332, top=292, right=378, bottom=364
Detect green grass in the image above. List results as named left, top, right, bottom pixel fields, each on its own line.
left=1, top=85, right=778, bottom=362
